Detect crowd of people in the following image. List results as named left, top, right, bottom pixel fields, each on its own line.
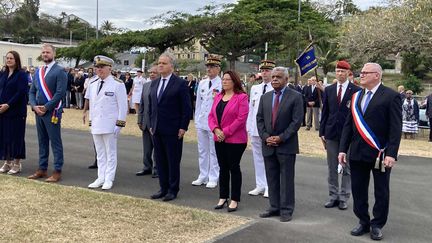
left=1, top=44, right=432, bottom=241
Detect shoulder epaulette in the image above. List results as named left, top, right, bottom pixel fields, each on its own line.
left=114, top=77, right=124, bottom=83
left=90, top=78, right=100, bottom=84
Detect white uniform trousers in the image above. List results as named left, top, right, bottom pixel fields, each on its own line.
left=197, top=128, right=219, bottom=183
left=251, top=135, right=267, bottom=188
left=93, top=133, right=118, bottom=183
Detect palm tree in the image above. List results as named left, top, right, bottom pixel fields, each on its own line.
left=100, top=20, right=116, bottom=36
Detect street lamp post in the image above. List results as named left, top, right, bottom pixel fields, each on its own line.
left=69, top=30, right=73, bottom=46
left=96, top=0, right=99, bottom=39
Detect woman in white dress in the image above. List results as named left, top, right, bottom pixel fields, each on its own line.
left=129, top=70, right=145, bottom=113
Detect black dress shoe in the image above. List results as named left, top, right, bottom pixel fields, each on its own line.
left=338, top=201, right=348, bottom=210
left=227, top=203, right=238, bottom=213
left=259, top=211, right=280, bottom=218
left=370, top=227, right=383, bottom=241
left=214, top=200, right=228, bottom=210
left=151, top=173, right=159, bottom=178
left=280, top=215, right=292, bottom=222
left=350, top=224, right=370, bottom=236
left=324, top=200, right=339, bottom=208
left=136, top=169, right=152, bottom=176
left=163, top=193, right=176, bottom=201
left=88, top=162, right=98, bottom=169
left=150, top=191, right=167, bottom=199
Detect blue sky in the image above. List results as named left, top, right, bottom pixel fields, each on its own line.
left=39, top=0, right=381, bottom=30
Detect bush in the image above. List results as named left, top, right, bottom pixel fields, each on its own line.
left=396, top=74, right=424, bottom=94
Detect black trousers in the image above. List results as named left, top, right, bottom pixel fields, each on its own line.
left=350, top=160, right=391, bottom=228
left=215, top=142, right=246, bottom=202
left=264, top=153, right=296, bottom=217
left=153, top=134, right=183, bottom=196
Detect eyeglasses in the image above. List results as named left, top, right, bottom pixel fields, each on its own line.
left=360, top=71, right=378, bottom=75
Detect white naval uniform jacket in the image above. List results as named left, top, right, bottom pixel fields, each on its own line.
left=85, top=75, right=128, bottom=134
left=194, top=76, right=222, bottom=131
left=246, top=82, right=273, bottom=137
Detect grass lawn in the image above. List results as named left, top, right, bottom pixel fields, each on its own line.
left=0, top=175, right=248, bottom=242
left=26, top=108, right=432, bottom=158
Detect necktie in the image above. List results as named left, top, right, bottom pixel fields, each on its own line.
left=43, top=66, right=48, bottom=77
left=263, top=84, right=267, bottom=95
left=272, top=91, right=281, bottom=129
left=208, top=80, right=212, bottom=90
left=158, top=78, right=166, bottom=102
left=97, top=80, right=104, bottom=95
left=362, top=91, right=372, bottom=114
left=337, top=84, right=342, bottom=105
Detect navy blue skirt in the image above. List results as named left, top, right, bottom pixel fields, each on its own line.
left=0, top=116, right=26, bottom=160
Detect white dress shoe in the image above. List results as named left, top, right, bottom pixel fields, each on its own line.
left=191, top=178, right=208, bottom=186
left=0, top=162, right=11, bottom=173
left=88, top=179, right=104, bottom=188
left=206, top=181, right=217, bottom=188
left=7, top=163, right=22, bottom=175
left=102, top=181, right=113, bottom=190
left=263, top=187, right=269, bottom=198
left=248, top=187, right=265, bottom=196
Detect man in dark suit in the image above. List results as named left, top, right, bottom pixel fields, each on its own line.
left=339, top=63, right=402, bottom=240
left=320, top=60, right=361, bottom=210
left=149, top=53, right=192, bottom=201
left=137, top=65, right=158, bottom=177
left=425, top=93, right=432, bottom=142
left=257, top=67, right=304, bottom=222
left=28, top=43, right=67, bottom=182
left=420, top=92, right=432, bottom=142
left=303, top=76, right=321, bottom=131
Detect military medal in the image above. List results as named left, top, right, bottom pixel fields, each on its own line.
left=346, top=100, right=351, bottom=108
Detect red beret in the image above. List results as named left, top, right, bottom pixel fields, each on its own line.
left=336, top=60, right=351, bottom=70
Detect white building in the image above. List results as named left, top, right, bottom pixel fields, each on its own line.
left=0, top=41, right=71, bottom=68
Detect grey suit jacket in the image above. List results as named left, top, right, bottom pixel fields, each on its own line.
left=138, top=81, right=152, bottom=129
left=256, top=88, right=304, bottom=156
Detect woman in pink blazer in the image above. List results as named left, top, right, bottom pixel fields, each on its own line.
left=208, top=70, right=248, bottom=212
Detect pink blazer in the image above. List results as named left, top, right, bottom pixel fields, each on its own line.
left=208, top=92, right=249, bottom=143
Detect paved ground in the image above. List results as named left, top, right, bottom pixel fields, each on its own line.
left=16, top=125, right=432, bottom=242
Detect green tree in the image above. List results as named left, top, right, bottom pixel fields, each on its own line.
left=338, top=0, right=432, bottom=66
left=401, top=52, right=432, bottom=79
left=197, top=0, right=334, bottom=70
left=396, top=75, right=424, bottom=94
left=100, top=20, right=116, bottom=36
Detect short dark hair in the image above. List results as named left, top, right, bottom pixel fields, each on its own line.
left=222, top=70, right=245, bottom=94
left=6, top=50, right=22, bottom=72
left=249, top=74, right=256, bottom=78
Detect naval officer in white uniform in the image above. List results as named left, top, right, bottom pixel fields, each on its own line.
left=246, top=60, right=276, bottom=197
left=84, top=55, right=128, bottom=190
left=191, top=56, right=222, bottom=188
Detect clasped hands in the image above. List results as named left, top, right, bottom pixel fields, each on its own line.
left=266, top=136, right=281, bottom=146
left=214, top=128, right=225, bottom=142
left=0, top=104, right=10, bottom=114
left=33, top=105, right=47, bottom=116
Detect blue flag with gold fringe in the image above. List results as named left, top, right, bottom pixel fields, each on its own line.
left=295, top=44, right=318, bottom=76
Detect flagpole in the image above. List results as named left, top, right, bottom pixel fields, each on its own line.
left=308, top=27, right=321, bottom=99
left=295, top=0, right=301, bottom=85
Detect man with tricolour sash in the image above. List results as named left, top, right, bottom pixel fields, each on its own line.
left=28, top=43, right=68, bottom=182
left=338, top=63, right=402, bottom=241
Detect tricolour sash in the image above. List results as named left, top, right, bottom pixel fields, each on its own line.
left=36, top=67, right=62, bottom=124
left=351, top=90, right=385, bottom=172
